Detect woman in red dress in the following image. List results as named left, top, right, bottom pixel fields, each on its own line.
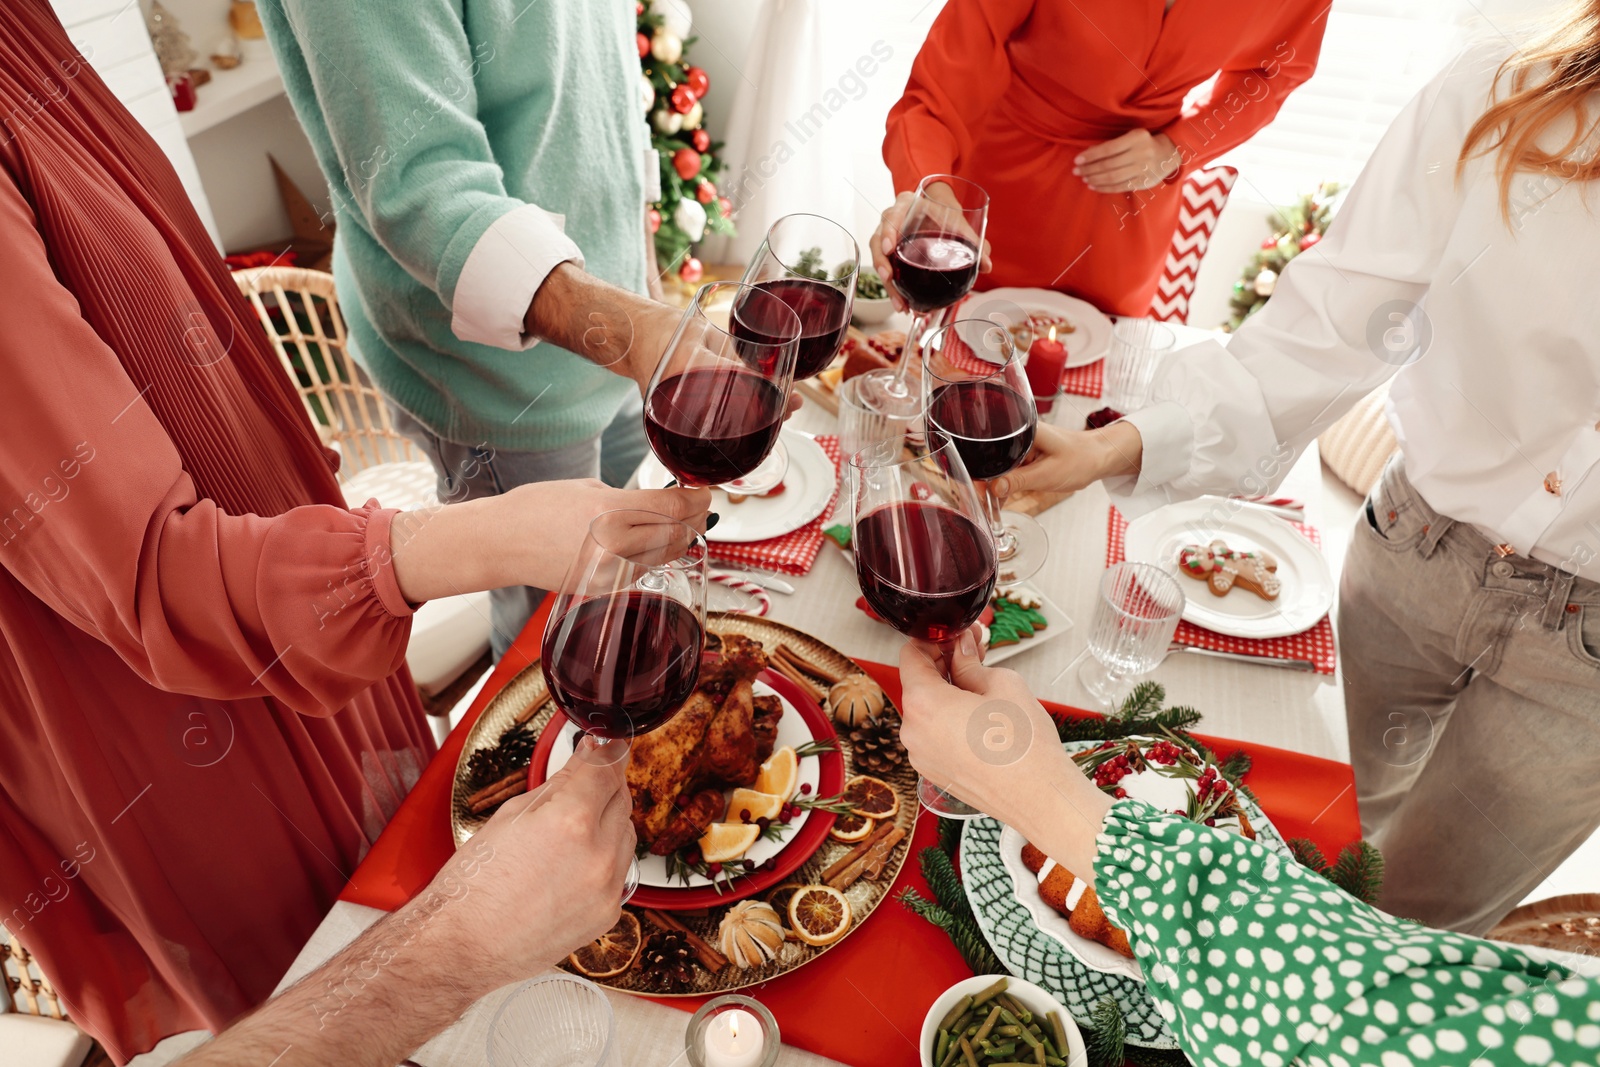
left=873, top=0, right=1328, bottom=315
left=0, top=2, right=704, bottom=1060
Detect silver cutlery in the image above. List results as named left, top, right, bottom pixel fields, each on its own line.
left=1168, top=643, right=1317, bottom=671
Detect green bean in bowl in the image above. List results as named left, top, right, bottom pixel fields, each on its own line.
left=919, top=976, right=1087, bottom=1067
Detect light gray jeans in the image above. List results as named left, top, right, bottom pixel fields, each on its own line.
left=389, top=395, right=648, bottom=660
left=1339, top=455, right=1600, bottom=934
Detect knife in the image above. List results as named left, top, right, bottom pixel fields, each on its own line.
left=1168, top=643, right=1317, bottom=671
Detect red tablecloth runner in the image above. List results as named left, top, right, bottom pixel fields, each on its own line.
left=710, top=435, right=841, bottom=576
left=340, top=602, right=1360, bottom=1066
left=1107, top=506, right=1339, bottom=675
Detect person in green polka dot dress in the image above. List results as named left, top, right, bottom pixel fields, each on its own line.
left=899, top=632, right=1600, bottom=1067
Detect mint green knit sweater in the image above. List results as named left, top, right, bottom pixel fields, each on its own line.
left=259, top=0, right=645, bottom=452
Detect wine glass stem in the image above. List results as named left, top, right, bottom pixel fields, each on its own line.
left=884, top=311, right=929, bottom=394
left=982, top=484, right=1016, bottom=561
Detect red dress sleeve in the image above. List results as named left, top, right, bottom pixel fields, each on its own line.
left=0, top=170, right=415, bottom=716
left=1157, top=3, right=1327, bottom=170
left=883, top=0, right=1037, bottom=193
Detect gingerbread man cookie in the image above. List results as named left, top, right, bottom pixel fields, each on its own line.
left=1178, top=539, right=1282, bottom=600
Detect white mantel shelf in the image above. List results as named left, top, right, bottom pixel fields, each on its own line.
left=178, top=57, right=285, bottom=138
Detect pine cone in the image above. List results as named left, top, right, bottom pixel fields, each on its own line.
left=848, top=715, right=906, bottom=776
left=636, top=928, right=697, bottom=993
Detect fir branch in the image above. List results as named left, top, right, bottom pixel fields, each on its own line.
left=1117, top=680, right=1166, bottom=721
left=897, top=887, right=1004, bottom=975
left=1287, top=837, right=1327, bottom=874
left=1084, top=996, right=1126, bottom=1067
left=1328, top=841, right=1386, bottom=906
left=937, top=816, right=963, bottom=859
left=897, top=887, right=955, bottom=931
left=920, top=847, right=974, bottom=924
left=1125, top=1045, right=1194, bottom=1066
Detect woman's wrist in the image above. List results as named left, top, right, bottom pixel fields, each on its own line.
left=1089, top=420, right=1144, bottom=481
left=1013, top=766, right=1115, bottom=886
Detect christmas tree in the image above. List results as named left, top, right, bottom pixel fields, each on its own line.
left=636, top=0, right=736, bottom=286
left=1225, top=181, right=1343, bottom=331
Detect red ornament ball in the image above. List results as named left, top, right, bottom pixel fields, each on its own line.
left=679, top=256, right=704, bottom=284
left=691, top=128, right=711, bottom=153
left=672, top=148, right=702, bottom=180
left=1258, top=236, right=1279, bottom=250
left=647, top=207, right=661, bottom=234
left=1298, top=231, right=1322, bottom=251
left=670, top=83, right=697, bottom=115
left=717, top=196, right=732, bottom=217
left=696, top=181, right=716, bottom=204
left=636, top=32, right=650, bottom=58
left=635, top=1, right=644, bottom=13
left=684, top=66, right=710, bottom=98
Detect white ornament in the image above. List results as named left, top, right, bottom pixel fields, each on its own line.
left=674, top=198, right=707, bottom=243
left=650, top=0, right=693, bottom=40
left=650, top=30, right=683, bottom=65
left=1253, top=268, right=1277, bottom=298
left=652, top=108, right=683, bottom=135
left=682, top=100, right=703, bottom=130
left=640, top=73, right=655, bottom=114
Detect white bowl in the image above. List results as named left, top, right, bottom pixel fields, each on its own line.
left=919, top=975, right=1087, bottom=1067
left=852, top=295, right=894, bottom=325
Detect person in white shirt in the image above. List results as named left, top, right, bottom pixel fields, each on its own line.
left=993, top=18, right=1600, bottom=935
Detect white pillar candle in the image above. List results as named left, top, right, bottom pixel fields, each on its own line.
left=702, top=1007, right=764, bottom=1067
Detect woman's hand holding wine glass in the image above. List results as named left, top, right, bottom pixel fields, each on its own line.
left=871, top=182, right=994, bottom=314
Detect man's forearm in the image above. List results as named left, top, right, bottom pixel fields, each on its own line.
left=524, top=262, right=665, bottom=385
left=176, top=852, right=505, bottom=1067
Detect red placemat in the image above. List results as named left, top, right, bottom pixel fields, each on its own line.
left=339, top=602, right=1360, bottom=1067
left=1060, top=358, right=1104, bottom=398
left=1107, top=507, right=1337, bottom=674
left=710, top=435, right=840, bottom=576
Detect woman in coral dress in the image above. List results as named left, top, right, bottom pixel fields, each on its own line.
left=0, top=2, right=703, bottom=1060
left=875, top=0, right=1328, bottom=315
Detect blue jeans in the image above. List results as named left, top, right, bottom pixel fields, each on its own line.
left=389, top=394, right=648, bottom=659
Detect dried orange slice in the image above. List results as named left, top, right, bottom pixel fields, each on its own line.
left=843, top=775, right=899, bottom=820
left=753, top=746, right=799, bottom=800
left=788, top=884, right=852, bottom=947
left=567, top=911, right=642, bottom=978
left=764, top=881, right=806, bottom=922
left=726, top=788, right=784, bottom=823
left=829, top=811, right=876, bottom=842
left=699, top=821, right=761, bottom=864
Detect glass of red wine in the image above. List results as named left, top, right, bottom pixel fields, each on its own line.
left=848, top=437, right=997, bottom=819
left=541, top=508, right=709, bottom=903
left=923, top=318, right=1050, bottom=585
left=859, top=174, right=989, bottom=418
left=740, top=213, right=858, bottom=380
left=644, top=281, right=801, bottom=494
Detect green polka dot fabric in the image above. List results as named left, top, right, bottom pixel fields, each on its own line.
left=1096, top=799, right=1600, bottom=1067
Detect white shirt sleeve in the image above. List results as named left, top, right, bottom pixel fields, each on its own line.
left=450, top=203, right=585, bottom=351
left=1109, top=47, right=1498, bottom=515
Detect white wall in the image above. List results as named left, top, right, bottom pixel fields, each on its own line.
left=49, top=0, right=221, bottom=245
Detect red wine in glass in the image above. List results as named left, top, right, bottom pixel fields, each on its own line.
left=927, top=379, right=1038, bottom=481
left=740, top=278, right=851, bottom=380
left=891, top=233, right=980, bottom=314
left=854, top=501, right=997, bottom=643
left=541, top=590, right=704, bottom=740
left=644, top=366, right=786, bottom=487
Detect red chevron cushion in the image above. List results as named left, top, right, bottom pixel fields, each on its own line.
left=1150, top=165, right=1238, bottom=324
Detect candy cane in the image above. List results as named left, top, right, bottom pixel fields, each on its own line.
left=710, top=573, right=770, bottom=616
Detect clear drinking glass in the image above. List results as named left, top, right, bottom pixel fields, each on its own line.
left=922, top=318, right=1049, bottom=586
left=857, top=174, right=989, bottom=418
left=1079, top=562, right=1186, bottom=710
left=487, top=973, right=615, bottom=1067
left=540, top=509, right=709, bottom=902
left=1103, top=318, right=1176, bottom=413
left=848, top=438, right=997, bottom=819
left=837, top=372, right=926, bottom=462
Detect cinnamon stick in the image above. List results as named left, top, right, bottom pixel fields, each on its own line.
left=774, top=644, right=844, bottom=687
left=466, top=769, right=527, bottom=811
left=513, top=694, right=551, bottom=725
left=468, top=779, right=527, bottom=814
left=643, top=909, right=728, bottom=974
left=829, top=825, right=906, bottom=890
left=820, top=819, right=896, bottom=883
left=863, top=825, right=907, bottom=881
left=769, top=657, right=825, bottom=704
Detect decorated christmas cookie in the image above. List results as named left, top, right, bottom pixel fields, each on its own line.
left=1178, top=539, right=1281, bottom=600
left=988, top=590, right=1049, bottom=647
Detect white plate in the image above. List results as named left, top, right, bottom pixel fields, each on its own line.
left=998, top=823, right=1144, bottom=982
left=984, top=583, right=1074, bottom=666
left=543, top=679, right=820, bottom=890
left=960, top=288, right=1113, bottom=369
left=1123, top=498, right=1334, bottom=639
left=636, top=429, right=836, bottom=543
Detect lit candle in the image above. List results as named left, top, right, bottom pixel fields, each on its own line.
left=703, top=1007, right=764, bottom=1067
left=1025, top=326, right=1068, bottom=413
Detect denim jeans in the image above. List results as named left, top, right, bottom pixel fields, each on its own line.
left=389, top=394, right=648, bottom=659
left=1339, top=455, right=1600, bottom=934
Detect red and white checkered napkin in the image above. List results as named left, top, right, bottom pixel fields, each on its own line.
left=1107, top=507, right=1337, bottom=675
left=946, top=295, right=1104, bottom=399
left=709, top=435, right=841, bottom=577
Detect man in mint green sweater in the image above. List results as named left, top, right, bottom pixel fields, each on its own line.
left=260, top=0, right=677, bottom=657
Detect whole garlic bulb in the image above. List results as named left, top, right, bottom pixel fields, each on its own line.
left=717, top=900, right=786, bottom=969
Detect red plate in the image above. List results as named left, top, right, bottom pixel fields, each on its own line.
left=527, top=667, right=846, bottom=910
